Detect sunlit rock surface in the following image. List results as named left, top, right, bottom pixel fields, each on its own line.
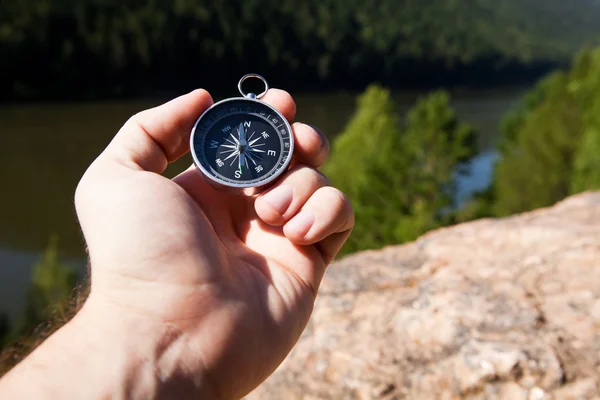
left=249, top=193, right=600, bottom=399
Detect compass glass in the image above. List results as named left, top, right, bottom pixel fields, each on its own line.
left=191, top=98, right=293, bottom=188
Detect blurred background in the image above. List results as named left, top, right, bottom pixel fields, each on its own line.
left=1, top=0, right=600, bottom=359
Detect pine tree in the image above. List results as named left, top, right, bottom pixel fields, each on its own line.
left=571, top=127, right=600, bottom=193
left=325, top=86, right=476, bottom=255
left=492, top=47, right=600, bottom=215
left=492, top=71, right=582, bottom=216
left=571, top=49, right=600, bottom=193
left=324, top=85, right=404, bottom=254
left=398, top=91, right=476, bottom=239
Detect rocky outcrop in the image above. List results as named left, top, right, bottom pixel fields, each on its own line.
left=249, top=193, right=600, bottom=399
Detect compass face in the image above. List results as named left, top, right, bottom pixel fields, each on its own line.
left=191, top=98, right=294, bottom=189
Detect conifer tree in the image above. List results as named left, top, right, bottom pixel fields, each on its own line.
left=325, top=86, right=476, bottom=255
left=492, top=48, right=600, bottom=215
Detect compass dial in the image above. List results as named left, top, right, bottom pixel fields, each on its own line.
left=191, top=98, right=293, bottom=189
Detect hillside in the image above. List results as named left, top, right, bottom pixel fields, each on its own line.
left=249, top=192, right=600, bottom=399
left=1, top=0, right=600, bottom=99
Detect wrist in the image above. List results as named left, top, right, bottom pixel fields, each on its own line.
left=1, top=295, right=219, bottom=400
left=72, top=295, right=220, bottom=399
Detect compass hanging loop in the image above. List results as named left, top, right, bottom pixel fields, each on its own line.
left=238, top=73, right=269, bottom=99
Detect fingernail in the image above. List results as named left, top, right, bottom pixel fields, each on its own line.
left=286, top=209, right=315, bottom=237
left=307, top=124, right=325, bottom=148
left=263, top=185, right=294, bottom=215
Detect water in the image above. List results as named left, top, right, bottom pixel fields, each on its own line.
left=0, top=87, right=524, bottom=321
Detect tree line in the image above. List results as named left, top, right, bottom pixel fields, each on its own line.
left=1, top=0, right=599, bottom=100
left=486, top=47, right=600, bottom=216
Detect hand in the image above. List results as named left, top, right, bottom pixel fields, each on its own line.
left=72, top=89, right=353, bottom=398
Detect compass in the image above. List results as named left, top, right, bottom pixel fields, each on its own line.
left=190, top=74, right=294, bottom=194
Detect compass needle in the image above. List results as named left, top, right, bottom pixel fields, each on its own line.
left=238, top=122, right=247, bottom=147
left=239, top=152, right=246, bottom=172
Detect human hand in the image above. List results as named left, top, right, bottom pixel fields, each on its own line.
left=73, top=89, right=354, bottom=399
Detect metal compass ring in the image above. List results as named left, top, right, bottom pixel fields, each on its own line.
left=238, top=73, right=269, bottom=99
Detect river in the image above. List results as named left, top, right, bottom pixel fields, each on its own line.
left=0, top=87, right=525, bottom=322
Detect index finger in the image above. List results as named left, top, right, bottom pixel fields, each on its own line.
left=260, top=89, right=297, bottom=122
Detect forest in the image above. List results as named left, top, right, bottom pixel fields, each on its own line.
left=2, top=0, right=600, bottom=100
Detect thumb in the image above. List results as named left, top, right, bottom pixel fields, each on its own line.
left=102, top=89, right=214, bottom=173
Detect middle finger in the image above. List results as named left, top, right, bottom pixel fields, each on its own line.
left=255, top=165, right=330, bottom=226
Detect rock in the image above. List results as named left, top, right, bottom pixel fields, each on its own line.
left=247, top=193, right=600, bottom=399
left=591, top=300, right=600, bottom=324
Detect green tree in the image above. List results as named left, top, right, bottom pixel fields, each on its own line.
left=325, top=86, right=476, bottom=255
left=571, top=50, right=600, bottom=193
left=492, top=47, right=600, bottom=215
left=324, top=86, right=403, bottom=254
left=398, top=91, right=476, bottom=235
left=18, top=236, right=78, bottom=335
left=571, top=127, right=600, bottom=192
left=492, top=71, right=582, bottom=215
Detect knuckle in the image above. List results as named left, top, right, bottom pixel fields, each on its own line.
left=305, top=123, right=330, bottom=164
left=326, top=186, right=348, bottom=202
left=269, top=89, right=296, bottom=114
left=324, top=187, right=355, bottom=222
left=289, top=165, right=330, bottom=187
